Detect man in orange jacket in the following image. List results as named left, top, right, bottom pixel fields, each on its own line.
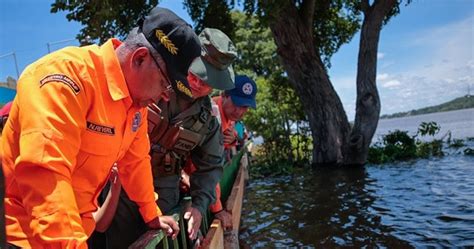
left=104, top=28, right=236, bottom=248
left=1, top=7, right=200, bottom=248
left=213, top=75, right=258, bottom=155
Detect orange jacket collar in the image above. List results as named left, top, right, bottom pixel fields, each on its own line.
left=214, top=96, right=232, bottom=131
left=101, top=39, right=131, bottom=106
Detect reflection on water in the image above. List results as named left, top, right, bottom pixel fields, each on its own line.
left=240, top=145, right=474, bottom=247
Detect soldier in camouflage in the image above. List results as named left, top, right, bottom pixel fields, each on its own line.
left=105, top=28, right=237, bottom=248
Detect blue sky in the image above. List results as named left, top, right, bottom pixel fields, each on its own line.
left=1, top=0, right=473, bottom=118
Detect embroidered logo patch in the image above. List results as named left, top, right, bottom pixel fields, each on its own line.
left=40, top=74, right=81, bottom=94
left=155, top=29, right=178, bottom=55
left=242, top=82, right=253, bottom=95
left=176, top=80, right=193, bottom=98
left=132, top=112, right=141, bottom=132
left=86, top=121, right=115, bottom=135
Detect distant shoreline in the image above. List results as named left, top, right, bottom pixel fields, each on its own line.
left=380, top=95, right=474, bottom=119
left=375, top=108, right=474, bottom=141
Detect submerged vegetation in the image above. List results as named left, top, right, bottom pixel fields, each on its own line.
left=249, top=133, right=312, bottom=178
left=249, top=121, right=473, bottom=177
left=368, top=121, right=473, bottom=164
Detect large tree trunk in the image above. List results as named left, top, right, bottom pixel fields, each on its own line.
left=268, top=0, right=351, bottom=166
left=268, top=0, right=396, bottom=166
left=346, top=0, right=397, bottom=165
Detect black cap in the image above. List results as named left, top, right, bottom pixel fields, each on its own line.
left=139, top=7, right=201, bottom=99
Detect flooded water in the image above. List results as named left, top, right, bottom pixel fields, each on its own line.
left=240, top=110, right=474, bottom=248
left=375, top=108, right=474, bottom=140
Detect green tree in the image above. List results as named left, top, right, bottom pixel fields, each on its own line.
left=186, top=0, right=406, bottom=166
left=51, top=0, right=158, bottom=44
left=52, top=0, right=408, bottom=166
left=230, top=11, right=309, bottom=166
left=183, top=0, right=235, bottom=39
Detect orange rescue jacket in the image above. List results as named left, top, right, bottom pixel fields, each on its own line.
left=1, top=39, right=161, bottom=248
left=212, top=96, right=237, bottom=149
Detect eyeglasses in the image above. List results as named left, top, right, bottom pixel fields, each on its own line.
left=149, top=50, right=173, bottom=93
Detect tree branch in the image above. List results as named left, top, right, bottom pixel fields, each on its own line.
left=347, top=0, right=398, bottom=164
left=300, top=0, right=316, bottom=34
left=373, top=0, right=398, bottom=20
left=360, top=0, right=370, bottom=13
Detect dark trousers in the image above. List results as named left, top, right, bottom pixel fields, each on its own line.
left=104, top=190, right=147, bottom=249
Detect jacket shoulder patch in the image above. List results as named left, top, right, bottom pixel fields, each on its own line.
left=40, top=74, right=81, bottom=94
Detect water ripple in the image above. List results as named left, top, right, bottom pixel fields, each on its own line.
left=240, top=148, right=474, bottom=248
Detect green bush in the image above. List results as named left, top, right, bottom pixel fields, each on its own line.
left=416, top=139, right=444, bottom=158
left=368, top=121, right=447, bottom=164
left=368, top=130, right=417, bottom=164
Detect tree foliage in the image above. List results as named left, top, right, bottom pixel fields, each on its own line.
left=229, top=12, right=310, bottom=170
left=235, top=0, right=363, bottom=68
left=230, top=11, right=281, bottom=77
left=51, top=0, right=158, bottom=44
left=183, top=0, right=235, bottom=39
left=51, top=0, right=408, bottom=166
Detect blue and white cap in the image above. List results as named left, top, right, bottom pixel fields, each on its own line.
left=225, top=75, right=257, bottom=109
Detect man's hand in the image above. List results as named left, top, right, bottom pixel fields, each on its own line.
left=180, top=170, right=191, bottom=193
left=223, top=128, right=236, bottom=145
left=214, top=210, right=233, bottom=231
left=146, top=215, right=179, bottom=239
left=184, top=206, right=202, bottom=240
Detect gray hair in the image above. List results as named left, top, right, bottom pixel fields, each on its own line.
left=122, top=27, right=166, bottom=66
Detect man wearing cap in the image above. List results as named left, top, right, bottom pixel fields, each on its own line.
left=1, top=7, right=200, bottom=248
left=213, top=75, right=258, bottom=157
left=106, top=28, right=237, bottom=247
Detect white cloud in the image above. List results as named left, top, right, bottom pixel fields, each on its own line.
left=331, top=14, right=473, bottom=119
left=406, top=15, right=473, bottom=80
left=382, top=80, right=401, bottom=88
left=467, top=60, right=474, bottom=69
left=377, top=72, right=470, bottom=115
left=445, top=78, right=454, bottom=84
left=376, top=14, right=474, bottom=115
left=377, top=73, right=389, bottom=81
left=458, top=75, right=472, bottom=82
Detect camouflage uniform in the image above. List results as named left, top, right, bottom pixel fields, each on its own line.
left=105, top=27, right=237, bottom=249
left=149, top=92, right=224, bottom=214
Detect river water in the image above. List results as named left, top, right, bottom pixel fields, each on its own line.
left=375, top=108, right=474, bottom=140
left=240, top=109, right=474, bottom=248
